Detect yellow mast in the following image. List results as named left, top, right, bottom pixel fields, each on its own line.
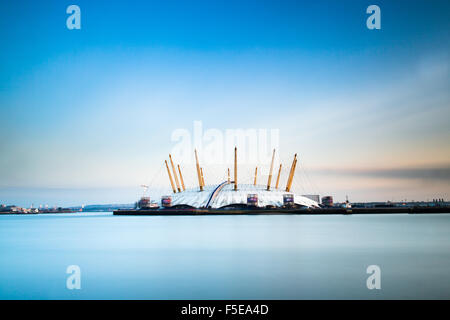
left=169, top=154, right=181, bottom=192
left=286, top=156, right=296, bottom=192
left=234, top=147, right=237, bottom=191
left=285, top=154, right=297, bottom=192
left=275, top=164, right=282, bottom=189
left=254, top=166, right=258, bottom=185
left=177, top=164, right=185, bottom=191
left=200, top=167, right=205, bottom=187
left=291, top=158, right=298, bottom=190
left=266, top=149, right=275, bottom=190
left=165, top=160, right=176, bottom=193
left=194, top=149, right=204, bottom=191
left=285, top=156, right=294, bottom=191
left=227, top=168, right=230, bottom=183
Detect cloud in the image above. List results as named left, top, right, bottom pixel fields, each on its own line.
left=314, top=165, right=450, bottom=182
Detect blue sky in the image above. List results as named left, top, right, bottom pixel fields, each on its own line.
left=1, top=0, right=449, bottom=206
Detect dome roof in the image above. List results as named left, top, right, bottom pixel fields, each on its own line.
left=170, top=182, right=319, bottom=209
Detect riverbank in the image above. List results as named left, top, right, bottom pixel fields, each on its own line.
left=113, top=206, right=450, bottom=215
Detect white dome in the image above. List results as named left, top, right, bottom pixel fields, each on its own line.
left=169, top=182, right=319, bottom=209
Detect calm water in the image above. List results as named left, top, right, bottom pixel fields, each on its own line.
left=0, top=212, right=449, bottom=299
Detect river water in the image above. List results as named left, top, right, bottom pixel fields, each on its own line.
left=0, top=212, right=449, bottom=299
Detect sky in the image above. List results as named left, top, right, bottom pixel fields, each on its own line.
left=0, top=0, right=449, bottom=206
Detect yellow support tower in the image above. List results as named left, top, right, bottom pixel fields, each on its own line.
left=234, top=147, right=237, bottom=191
left=194, top=149, right=204, bottom=191
left=200, top=167, right=205, bottom=187
left=169, top=154, right=181, bottom=192
left=165, top=160, right=176, bottom=193
left=177, top=164, right=186, bottom=191
left=275, top=164, right=282, bottom=189
left=285, top=154, right=297, bottom=192
left=266, top=149, right=275, bottom=190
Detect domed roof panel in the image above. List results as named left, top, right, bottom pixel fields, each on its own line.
left=169, top=183, right=319, bottom=209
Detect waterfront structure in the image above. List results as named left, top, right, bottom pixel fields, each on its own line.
left=322, top=196, right=334, bottom=207
left=0, top=205, right=51, bottom=214
left=157, top=148, right=320, bottom=209
left=168, top=184, right=319, bottom=209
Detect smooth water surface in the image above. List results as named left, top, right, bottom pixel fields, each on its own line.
left=0, top=213, right=449, bottom=299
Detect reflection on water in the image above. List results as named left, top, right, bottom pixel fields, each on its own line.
left=0, top=212, right=449, bottom=299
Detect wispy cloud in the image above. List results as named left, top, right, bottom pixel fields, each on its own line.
left=313, top=165, right=450, bottom=182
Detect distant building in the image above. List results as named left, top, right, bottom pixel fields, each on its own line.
left=137, top=197, right=151, bottom=209
left=322, top=196, right=333, bottom=207
left=0, top=205, right=22, bottom=213
left=302, top=195, right=320, bottom=203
